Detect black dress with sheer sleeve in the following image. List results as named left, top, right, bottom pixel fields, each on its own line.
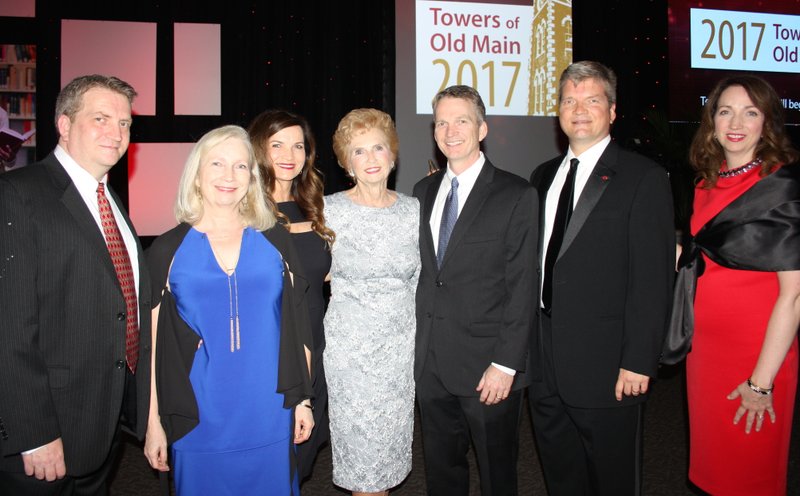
left=278, top=201, right=332, bottom=481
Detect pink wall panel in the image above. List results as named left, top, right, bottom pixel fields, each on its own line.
left=128, top=142, right=195, bottom=236
left=174, top=23, right=221, bottom=115
left=0, top=0, right=35, bottom=17
left=61, top=20, right=156, bottom=115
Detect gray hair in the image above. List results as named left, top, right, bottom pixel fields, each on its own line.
left=558, top=61, right=617, bottom=104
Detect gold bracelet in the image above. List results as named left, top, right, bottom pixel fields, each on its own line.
left=747, top=378, right=773, bottom=396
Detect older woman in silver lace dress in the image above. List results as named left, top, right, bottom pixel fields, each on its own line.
left=323, top=109, right=419, bottom=496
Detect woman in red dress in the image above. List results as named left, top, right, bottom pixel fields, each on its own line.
left=684, top=75, right=800, bottom=495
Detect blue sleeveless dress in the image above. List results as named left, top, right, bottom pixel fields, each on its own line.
left=168, top=227, right=297, bottom=495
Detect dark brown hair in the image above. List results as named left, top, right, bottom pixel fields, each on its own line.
left=689, top=75, right=799, bottom=188
left=248, top=109, right=334, bottom=246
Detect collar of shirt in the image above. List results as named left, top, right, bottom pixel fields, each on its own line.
left=55, top=145, right=110, bottom=212
left=54, top=145, right=140, bottom=293
left=444, top=151, right=485, bottom=214
left=544, top=135, right=611, bottom=226
left=564, top=134, right=612, bottom=202
left=429, top=152, right=486, bottom=248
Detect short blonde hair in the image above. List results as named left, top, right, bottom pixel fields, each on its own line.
left=332, top=108, right=398, bottom=172
left=174, top=125, right=276, bottom=231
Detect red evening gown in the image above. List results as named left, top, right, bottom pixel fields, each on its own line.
left=687, top=165, right=798, bottom=496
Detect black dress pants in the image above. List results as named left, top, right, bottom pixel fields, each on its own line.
left=528, top=313, right=643, bottom=496
left=417, top=346, right=523, bottom=496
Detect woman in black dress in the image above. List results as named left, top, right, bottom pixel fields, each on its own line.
left=249, top=110, right=334, bottom=481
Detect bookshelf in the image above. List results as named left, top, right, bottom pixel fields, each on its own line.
left=0, top=44, right=36, bottom=168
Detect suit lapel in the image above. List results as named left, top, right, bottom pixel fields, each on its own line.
left=421, top=171, right=444, bottom=271
left=438, top=161, right=494, bottom=270
left=558, top=145, right=617, bottom=259
left=531, top=157, right=561, bottom=253
left=46, top=156, right=121, bottom=291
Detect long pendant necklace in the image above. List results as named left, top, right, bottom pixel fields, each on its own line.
left=226, top=269, right=241, bottom=352
left=209, top=236, right=242, bottom=353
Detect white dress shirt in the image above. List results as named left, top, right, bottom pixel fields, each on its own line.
left=540, top=135, right=611, bottom=305
left=428, top=152, right=515, bottom=376
left=429, top=152, right=485, bottom=252
left=54, top=145, right=140, bottom=297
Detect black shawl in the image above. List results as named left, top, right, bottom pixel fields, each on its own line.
left=662, top=164, right=800, bottom=365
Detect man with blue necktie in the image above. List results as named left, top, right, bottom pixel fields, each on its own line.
left=413, top=85, right=538, bottom=496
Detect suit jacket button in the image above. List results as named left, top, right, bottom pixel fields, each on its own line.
left=436, top=281, right=443, bottom=287
left=117, top=312, right=126, bottom=321
left=115, top=360, right=125, bottom=369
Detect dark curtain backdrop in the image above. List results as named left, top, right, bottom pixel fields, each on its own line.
left=0, top=0, right=395, bottom=213
left=5, top=0, right=796, bottom=233
left=573, top=0, right=668, bottom=151
left=573, top=0, right=799, bottom=230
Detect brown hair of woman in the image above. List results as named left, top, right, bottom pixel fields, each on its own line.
left=249, top=109, right=335, bottom=245
left=689, top=75, right=799, bottom=189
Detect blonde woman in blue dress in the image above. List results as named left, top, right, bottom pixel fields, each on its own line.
left=144, top=125, right=314, bottom=495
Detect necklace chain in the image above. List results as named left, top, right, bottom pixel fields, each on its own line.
left=226, top=270, right=240, bottom=352
left=208, top=235, right=242, bottom=353
left=718, top=157, right=762, bottom=178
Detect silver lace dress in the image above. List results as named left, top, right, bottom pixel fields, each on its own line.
left=323, top=191, right=420, bottom=492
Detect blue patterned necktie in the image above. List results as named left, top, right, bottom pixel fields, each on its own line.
left=437, top=176, right=459, bottom=268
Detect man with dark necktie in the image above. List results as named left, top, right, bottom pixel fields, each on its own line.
left=528, top=61, right=674, bottom=496
left=414, top=85, right=537, bottom=495
left=0, top=75, right=151, bottom=495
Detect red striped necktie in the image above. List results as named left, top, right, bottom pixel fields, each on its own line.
left=97, top=183, right=139, bottom=373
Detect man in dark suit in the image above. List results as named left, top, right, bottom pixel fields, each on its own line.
left=528, top=61, right=673, bottom=495
left=414, top=85, right=537, bottom=495
left=0, top=75, right=151, bottom=495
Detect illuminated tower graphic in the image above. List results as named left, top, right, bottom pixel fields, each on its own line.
left=528, top=0, right=572, bottom=116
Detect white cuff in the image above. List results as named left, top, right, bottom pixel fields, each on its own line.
left=21, top=444, right=45, bottom=455
left=491, top=362, right=516, bottom=376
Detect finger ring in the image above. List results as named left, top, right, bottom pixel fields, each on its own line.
left=758, top=414, right=764, bottom=420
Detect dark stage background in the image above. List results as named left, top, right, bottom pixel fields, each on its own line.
left=2, top=1, right=800, bottom=493
left=1, top=0, right=798, bottom=229
left=0, top=0, right=395, bottom=216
